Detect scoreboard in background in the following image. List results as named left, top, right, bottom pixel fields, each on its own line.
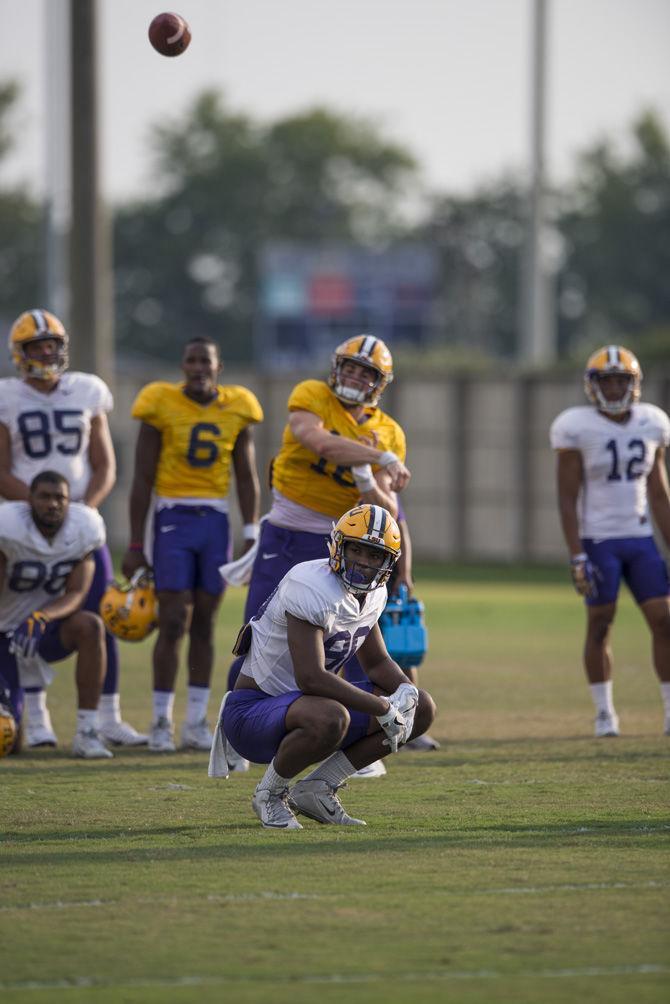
left=256, top=242, right=438, bottom=370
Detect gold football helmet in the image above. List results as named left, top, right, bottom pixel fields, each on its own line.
left=0, top=694, right=17, bottom=758
left=328, top=504, right=401, bottom=593
left=8, top=309, right=69, bottom=379
left=584, top=345, right=642, bottom=415
left=329, top=335, right=394, bottom=407
left=100, top=568, right=158, bottom=643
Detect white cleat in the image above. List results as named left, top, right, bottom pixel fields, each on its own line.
left=26, top=718, right=58, bottom=748
left=350, top=759, right=387, bottom=779
left=595, top=709, right=620, bottom=738
left=148, top=716, right=177, bottom=752
left=252, top=786, right=303, bottom=830
left=100, top=720, right=149, bottom=746
left=180, top=718, right=213, bottom=751
left=72, top=728, right=113, bottom=759
left=226, top=745, right=250, bottom=772
left=289, top=779, right=366, bottom=826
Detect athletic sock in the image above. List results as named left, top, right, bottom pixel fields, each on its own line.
left=98, top=692, right=121, bottom=725
left=589, top=680, right=615, bottom=714
left=76, top=709, right=99, bottom=732
left=302, top=750, right=356, bottom=787
left=25, top=690, right=48, bottom=724
left=153, top=690, right=175, bottom=724
left=257, top=759, right=292, bottom=793
left=660, top=682, right=670, bottom=716
left=185, top=685, right=210, bottom=726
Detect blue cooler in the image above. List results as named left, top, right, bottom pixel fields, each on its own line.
left=379, top=584, right=428, bottom=669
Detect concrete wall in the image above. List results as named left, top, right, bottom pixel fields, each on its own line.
left=105, top=366, right=670, bottom=562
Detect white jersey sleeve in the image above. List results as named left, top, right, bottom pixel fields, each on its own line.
left=245, top=558, right=387, bottom=696
left=550, top=403, right=670, bottom=540
left=0, top=502, right=105, bottom=632
left=0, top=373, right=113, bottom=502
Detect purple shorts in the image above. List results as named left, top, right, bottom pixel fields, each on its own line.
left=583, top=536, right=670, bottom=607
left=222, top=679, right=375, bottom=764
left=0, top=621, right=73, bottom=724
left=153, top=506, right=230, bottom=595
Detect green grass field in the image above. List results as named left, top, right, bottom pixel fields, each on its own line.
left=2, top=568, right=669, bottom=1004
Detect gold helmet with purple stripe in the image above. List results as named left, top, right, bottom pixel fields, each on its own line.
left=584, top=345, right=642, bottom=415
left=328, top=503, right=401, bottom=593
left=8, top=309, right=69, bottom=379
left=329, top=335, right=394, bottom=407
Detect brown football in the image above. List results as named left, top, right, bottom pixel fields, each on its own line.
left=148, top=12, right=191, bottom=57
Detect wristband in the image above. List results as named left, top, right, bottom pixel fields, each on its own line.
left=570, top=553, right=588, bottom=564
left=378, top=450, right=399, bottom=468
left=243, top=523, right=260, bottom=542
left=128, top=542, right=144, bottom=553
left=350, top=463, right=376, bottom=493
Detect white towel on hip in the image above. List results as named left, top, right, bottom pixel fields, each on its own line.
left=208, top=692, right=233, bottom=779
left=15, top=652, right=55, bottom=688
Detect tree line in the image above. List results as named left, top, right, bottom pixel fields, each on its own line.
left=1, top=81, right=669, bottom=368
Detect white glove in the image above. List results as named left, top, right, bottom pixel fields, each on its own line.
left=388, top=682, right=419, bottom=741
left=376, top=702, right=407, bottom=753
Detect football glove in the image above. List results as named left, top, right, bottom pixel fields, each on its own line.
left=570, top=553, right=598, bottom=598
left=388, top=682, right=419, bottom=741
left=9, top=611, right=49, bottom=658
left=376, top=702, right=407, bottom=754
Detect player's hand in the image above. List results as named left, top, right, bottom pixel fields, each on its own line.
left=570, top=553, right=598, bottom=598
left=388, top=682, right=419, bottom=741
left=9, top=611, right=49, bottom=658
left=121, top=549, right=149, bottom=580
left=376, top=702, right=407, bottom=753
left=385, top=459, right=411, bottom=492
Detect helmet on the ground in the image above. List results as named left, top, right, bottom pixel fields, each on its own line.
left=328, top=504, right=401, bottom=593
left=100, top=568, right=158, bottom=642
left=8, top=309, right=69, bottom=380
left=0, top=692, right=17, bottom=758
left=329, top=335, right=393, bottom=407
left=584, top=345, right=642, bottom=415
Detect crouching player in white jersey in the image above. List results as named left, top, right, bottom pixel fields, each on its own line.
left=0, top=310, right=146, bottom=748
left=214, top=504, right=436, bottom=829
left=550, top=346, right=670, bottom=737
left=0, top=471, right=113, bottom=758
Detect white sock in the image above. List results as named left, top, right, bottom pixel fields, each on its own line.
left=660, top=682, right=670, bottom=715
left=590, top=681, right=615, bottom=714
left=153, top=691, right=175, bottom=724
left=76, top=709, right=99, bottom=732
left=303, top=750, right=356, bottom=787
left=185, top=685, right=210, bottom=726
left=257, top=759, right=292, bottom=793
left=98, top=693, right=121, bottom=724
left=25, top=690, right=48, bottom=723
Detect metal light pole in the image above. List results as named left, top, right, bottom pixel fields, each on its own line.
left=68, top=0, right=114, bottom=386
left=520, top=0, right=555, bottom=367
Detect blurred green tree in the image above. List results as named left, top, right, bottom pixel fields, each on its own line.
left=0, top=81, right=42, bottom=337
left=114, top=91, right=418, bottom=364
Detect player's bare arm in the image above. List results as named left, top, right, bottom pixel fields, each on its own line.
left=289, top=409, right=410, bottom=491
left=231, top=426, right=261, bottom=554
left=122, top=422, right=161, bottom=578
left=556, top=448, right=585, bottom=557
left=37, top=555, right=96, bottom=623
left=83, top=413, right=116, bottom=509
left=286, top=613, right=390, bottom=717
left=647, top=446, right=670, bottom=548
left=356, top=622, right=408, bottom=693
left=0, top=422, right=30, bottom=501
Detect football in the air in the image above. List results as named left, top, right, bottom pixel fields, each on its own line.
left=148, top=12, right=191, bottom=57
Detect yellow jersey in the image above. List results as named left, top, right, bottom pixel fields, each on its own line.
left=272, top=380, right=406, bottom=518
left=131, top=382, right=263, bottom=498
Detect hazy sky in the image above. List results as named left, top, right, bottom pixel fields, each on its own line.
left=1, top=0, right=669, bottom=201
